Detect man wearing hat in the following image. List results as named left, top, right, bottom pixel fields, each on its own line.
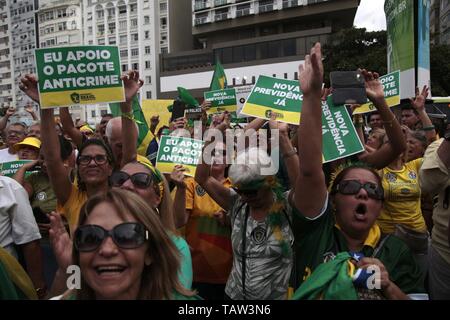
left=14, top=137, right=41, bottom=161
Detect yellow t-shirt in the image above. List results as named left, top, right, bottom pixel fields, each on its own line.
left=57, top=184, right=88, bottom=237
left=184, top=177, right=232, bottom=284
left=377, top=158, right=427, bottom=234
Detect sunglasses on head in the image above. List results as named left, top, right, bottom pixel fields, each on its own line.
left=232, top=187, right=259, bottom=197
left=110, top=171, right=153, bottom=189
left=334, top=180, right=384, bottom=200
left=74, top=222, right=148, bottom=252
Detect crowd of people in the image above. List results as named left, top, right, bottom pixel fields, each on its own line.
left=0, top=43, right=449, bottom=300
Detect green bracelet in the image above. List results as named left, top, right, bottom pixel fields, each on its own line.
left=422, top=125, right=435, bottom=131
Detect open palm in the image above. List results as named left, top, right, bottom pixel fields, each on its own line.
left=121, top=70, right=144, bottom=103
left=299, top=43, right=323, bottom=96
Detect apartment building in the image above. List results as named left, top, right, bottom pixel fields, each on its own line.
left=0, top=0, right=13, bottom=110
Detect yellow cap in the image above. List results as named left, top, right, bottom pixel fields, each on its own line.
left=14, top=137, right=41, bottom=151
left=80, top=125, right=94, bottom=133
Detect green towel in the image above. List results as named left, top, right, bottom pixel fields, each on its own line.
left=291, top=252, right=358, bottom=300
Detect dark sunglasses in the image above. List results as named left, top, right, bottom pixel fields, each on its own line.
left=74, top=222, right=148, bottom=252
left=110, top=171, right=153, bottom=189
left=334, top=180, right=384, bottom=200
left=232, top=187, right=259, bottom=197
left=78, top=154, right=108, bottom=166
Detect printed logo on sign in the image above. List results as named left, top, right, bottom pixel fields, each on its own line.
left=70, top=92, right=80, bottom=104
left=265, top=110, right=284, bottom=119
left=80, top=93, right=96, bottom=102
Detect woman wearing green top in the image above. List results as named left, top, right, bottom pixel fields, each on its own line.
left=54, top=188, right=195, bottom=300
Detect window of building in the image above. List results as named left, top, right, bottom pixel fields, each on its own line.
left=108, top=37, right=116, bottom=44
left=145, top=46, right=151, bottom=54
left=118, top=5, right=126, bottom=15
left=144, top=16, right=150, bottom=24
left=160, top=2, right=167, bottom=11
left=97, top=9, right=104, bottom=19
left=122, top=64, right=128, bottom=72
left=57, top=8, right=67, bottom=18
left=131, top=48, right=139, bottom=56
left=108, top=23, right=116, bottom=34
left=120, top=35, right=127, bottom=44
left=146, top=91, right=152, bottom=99
left=131, top=33, right=138, bottom=42
left=132, top=63, right=139, bottom=70
left=131, top=18, right=138, bottom=27
left=98, top=38, right=105, bottom=45
left=120, top=49, right=128, bottom=57
left=119, top=20, right=127, bottom=29
left=145, top=61, right=151, bottom=69
left=129, top=4, right=137, bottom=13
left=145, top=76, right=151, bottom=84
left=88, top=26, right=93, bottom=35
left=145, top=31, right=150, bottom=39
left=91, top=110, right=96, bottom=118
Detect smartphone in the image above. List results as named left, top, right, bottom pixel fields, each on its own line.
left=330, top=71, right=367, bottom=105
left=33, top=207, right=50, bottom=224
left=184, top=107, right=203, bottom=120
left=171, top=99, right=186, bottom=122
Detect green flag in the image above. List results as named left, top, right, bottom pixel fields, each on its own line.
left=177, top=87, right=199, bottom=107
left=109, top=96, right=153, bottom=156
left=209, top=62, right=227, bottom=91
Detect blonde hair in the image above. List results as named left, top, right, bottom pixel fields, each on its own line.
left=67, top=188, right=193, bottom=300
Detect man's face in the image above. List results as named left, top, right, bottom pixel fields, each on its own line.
left=6, top=125, right=26, bottom=147
left=27, top=124, right=41, bottom=139
left=109, top=124, right=122, bottom=166
left=99, top=116, right=112, bottom=137
left=401, top=110, right=419, bottom=129
left=369, top=114, right=382, bottom=129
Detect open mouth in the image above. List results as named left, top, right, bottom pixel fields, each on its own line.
left=354, top=203, right=367, bottom=220
left=95, top=265, right=126, bottom=275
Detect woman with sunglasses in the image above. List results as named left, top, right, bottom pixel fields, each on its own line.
left=54, top=188, right=195, bottom=299
left=109, top=157, right=193, bottom=290
left=291, top=43, right=424, bottom=299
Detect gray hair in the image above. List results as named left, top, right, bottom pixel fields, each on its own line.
left=228, top=147, right=273, bottom=186
left=105, top=117, right=139, bottom=141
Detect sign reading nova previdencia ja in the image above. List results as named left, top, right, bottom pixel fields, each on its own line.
left=204, top=88, right=237, bottom=115
left=322, top=96, right=364, bottom=163
left=0, top=160, right=34, bottom=177
left=35, top=46, right=125, bottom=108
left=353, top=70, right=401, bottom=115
left=241, top=76, right=302, bottom=125
left=156, top=136, right=204, bottom=177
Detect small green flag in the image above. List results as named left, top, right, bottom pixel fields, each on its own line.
left=177, top=87, right=199, bottom=107
left=209, top=61, right=227, bottom=91
left=109, top=96, right=152, bottom=156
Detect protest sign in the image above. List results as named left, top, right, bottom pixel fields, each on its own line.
left=241, top=76, right=302, bottom=125
left=35, top=45, right=124, bottom=108
left=0, top=160, right=34, bottom=177
left=235, top=85, right=254, bottom=118
left=156, top=136, right=204, bottom=177
left=322, top=97, right=364, bottom=163
left=353, top=71, right=401, bottom=115
left=204, top=88, right=237, bottom=115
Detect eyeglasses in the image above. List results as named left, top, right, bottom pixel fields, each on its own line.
left=334, top=180, right=384, bottom=200
left=78, top=154, right=108, bottom=166
left=232, top=187, right=259, bottom=197
left=74, top=222, right=148, bottom=252
left=110, top=171, right=153, bottom=189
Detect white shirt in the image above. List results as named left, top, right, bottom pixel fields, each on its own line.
left=0, top=148, right=18, bottom=163
left=0, top=176, right=41, bottom=257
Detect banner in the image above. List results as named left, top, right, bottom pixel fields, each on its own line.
left=385, top=0, right=415, bottom=99
left=322, top=97, right=365, bottom=163
left=353, top=71, right=401, bottom=115
left=35, top=46, right=124, bottom=108
left=417, top=0, right=431, bottom=92
left=204, top=88, right=237, bottom=115
left=0, top=160, right=33, bottom=177
left=241, top=76, right=302, bottom=125
left=156, top=136, right=204, bottom=177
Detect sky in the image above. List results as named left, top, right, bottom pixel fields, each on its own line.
left=354, top=0, right=387, bottom=31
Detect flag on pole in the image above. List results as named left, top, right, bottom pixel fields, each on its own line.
left=209, top=61, right=228, bottom=91
left=109, top=96, right=153, bottom=156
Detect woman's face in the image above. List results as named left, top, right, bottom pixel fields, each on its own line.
left=406, top=136, right=425, bottom=162
left=79, top=201, right=150, bottom=300
left=333, top=168, right=383, bottom=238
left=120, top=163, right=161, bottom=208
left=237, top=184, right=273, bottom=209
left=78, top=145, right=112, bottom=186
left=17, top=146, right=40, bottom=160
left=366, top=132, right=383, bottom=149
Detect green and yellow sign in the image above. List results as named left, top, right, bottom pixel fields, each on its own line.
left=0, top=160, right=34, bottom=177
left=241, top=76, right=302, bottom=125
left=353, top=70, right=401, bottom=115
left=156, top=136, right=204, bottom=177
left=35, top=46, right=125, bottom=108
left=204, top=88, right=237, bottom=115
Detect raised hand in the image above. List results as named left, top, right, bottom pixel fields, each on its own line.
left=120, top=70, right=144, bottom=104
left=19, top=74, right=40, bottom=103
left=5, top=106, right=16, bottom=117
left=361, top=69, right=385, bottom=105
left=170, top=165, right=187, bottom=189
left=268, top=111, right=289, bottom=136
left=24, top=103, right=35, bottom=114
left=299, top=42, right=323, bottom=97
left=48, top=212, right=73, bottom=271
left=410, top=85, right=429, bottom=113
left=210, top=111, right=231, bottom=132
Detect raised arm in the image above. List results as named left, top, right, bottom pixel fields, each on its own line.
left=357, top=70, right=406, bottom=169
left=120, top=70, right=144, bottom=167
left=25, top=103, right=39, bottom=121
left=19, top=75, right=72, bottom=205
left=59, top=107, right=84, bottom=149
left=293, top=43, right=327, bottom=218
left=411, top=86, right=436, bottom=143
left=170, top=165, right=189, bottom=228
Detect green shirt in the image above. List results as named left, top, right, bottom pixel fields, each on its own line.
left=291, top=201, right=425, bottom=294
left=26, top=171, right=57, bottom=214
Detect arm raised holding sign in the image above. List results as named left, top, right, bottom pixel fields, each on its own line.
left=357, top=70, right=406, bottom=169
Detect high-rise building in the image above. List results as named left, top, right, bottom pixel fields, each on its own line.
left=1, top=0, right=38, bottom=124
left=37, top=0, right=85, bottom=122
left=0, top=0, right=13, bottom=110
left=159, top=0, right=359, bottom=99
left=431, top=0, right=450, bottom=45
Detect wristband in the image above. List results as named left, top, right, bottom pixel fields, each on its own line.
left=422, top=125, right=435, bottom=131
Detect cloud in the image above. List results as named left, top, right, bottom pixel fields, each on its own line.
left=354, top=0, right=387, bottom=31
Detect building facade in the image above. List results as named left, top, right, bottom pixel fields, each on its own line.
left=431, top=0, right=450, bottom=45
left=0, top=0, right=13, bottom=110
left=38, top=0, right=85, bottom=122
left=159, top=0, right=359, bottom=99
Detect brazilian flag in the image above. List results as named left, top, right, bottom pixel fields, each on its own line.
left=109, top=96, right=154, bottom=156
left=209, top=61, right=228, bottom=91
